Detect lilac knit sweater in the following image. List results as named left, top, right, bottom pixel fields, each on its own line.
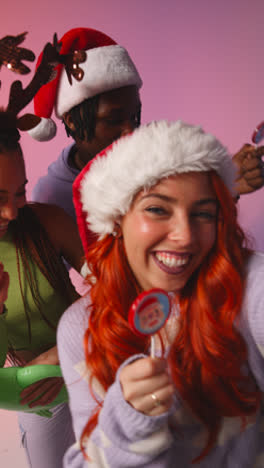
left=57, top=251, right=264, bottom=468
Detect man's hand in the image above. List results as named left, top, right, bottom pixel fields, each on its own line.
left=232, top=144, right=264, bottom=195
left=20, top=376, right=64, bottom=408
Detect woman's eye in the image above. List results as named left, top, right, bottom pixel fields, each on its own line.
left=193, top=211, right=216, bottom=220
left=145, top=206, right=167, bottom=215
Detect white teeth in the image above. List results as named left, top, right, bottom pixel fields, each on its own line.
left=156, top=252, right=189, bottom=268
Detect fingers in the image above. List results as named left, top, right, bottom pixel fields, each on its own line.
left=120, top=358, right=174, bottom=416
left=233, top=144, right=264, bottom=165
left=20, top=377, right=64, bottom=408
left=233, top=144, right=264, bottom=195
left=121, top=356, right=167, bottom=381
left=243, top=167, right=264, bottom=183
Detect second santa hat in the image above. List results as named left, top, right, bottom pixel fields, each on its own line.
left=28, top=27, right=142, bottom=141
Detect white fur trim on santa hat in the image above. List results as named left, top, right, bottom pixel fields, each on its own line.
left=27, top=117, right=57, bottom=142
left=56, top=45, right=142, bottom=117
left=79, top=120, right=237, bottom=238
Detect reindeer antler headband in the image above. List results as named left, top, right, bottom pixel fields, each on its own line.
left=0, top=31, right=87, bottom=134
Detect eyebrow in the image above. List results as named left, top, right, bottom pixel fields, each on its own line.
left=0, top=179, right=28, bottom=194
left=140, top=193, right=218, bottom=206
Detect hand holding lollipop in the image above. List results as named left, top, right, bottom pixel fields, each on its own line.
left=129, top=288, right=171, bottom=358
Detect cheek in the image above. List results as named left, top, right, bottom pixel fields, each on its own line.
left=97, top=124, right=120, bottom=142
left=18, top=196, right=26, bottom=208
left=201, top=225, right=216, bottom=252
left=124, top=213, right=158, bottom=237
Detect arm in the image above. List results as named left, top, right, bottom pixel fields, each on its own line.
left=19, top=345, right=64, bottom=409
left=0, top=364, right=67, bottom=416
left=244, top=254, right=264, bottom=357
left=57, top=298, right=175, bottom=468
left=239, top=253, right=264, bottom=392
left=232, top=144, right=264, bottom=195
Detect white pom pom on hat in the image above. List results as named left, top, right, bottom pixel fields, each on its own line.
left=73, top=120, right=238, bottom=254
left=28, top=27, right=142, bottom=142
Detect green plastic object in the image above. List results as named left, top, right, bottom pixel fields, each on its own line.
left=0, top=364, right=68, bottom=417
left=0, top=310, right=67, bottom=417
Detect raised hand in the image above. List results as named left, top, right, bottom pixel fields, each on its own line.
left=232, top=144, right=264, bottom=195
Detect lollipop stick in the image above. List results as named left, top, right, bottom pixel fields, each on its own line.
left=151, top=335, right=155, bottom=358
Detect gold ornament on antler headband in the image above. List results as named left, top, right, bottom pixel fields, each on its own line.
left=52, top=33, right=86, bottom=85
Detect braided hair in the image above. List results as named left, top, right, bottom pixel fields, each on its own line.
left=11, top=205, right=78, bottom=340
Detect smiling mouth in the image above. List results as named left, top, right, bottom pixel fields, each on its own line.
left=153, top=251, right=190, bottom=273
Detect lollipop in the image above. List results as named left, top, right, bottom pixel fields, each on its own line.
left=128, top=288, right=171, bottom=357
left=252, top=121, right=264, bottom=145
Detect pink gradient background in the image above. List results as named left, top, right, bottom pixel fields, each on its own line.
left=1, top=0, right=264, bottom=465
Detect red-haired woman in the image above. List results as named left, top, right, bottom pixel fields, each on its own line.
left=58, top=120, right=264, bottom=467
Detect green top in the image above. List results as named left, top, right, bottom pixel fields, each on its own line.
left=0, top=229, right=68, bottom=352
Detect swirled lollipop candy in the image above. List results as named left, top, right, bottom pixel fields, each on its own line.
left=252, top=121, right=264, bottom=145
left=128, top=288, right=171, bottom=357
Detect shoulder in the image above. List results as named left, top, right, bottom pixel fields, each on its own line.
left=241, top=252, right=264, bottom=355
left=58, top=295, right=91, bottom=336
left=245, top=250, right=264, bottom=271
left=57, top=295, right=91, bottom=364
left=31, top=144, right=76, bottom=194
left=244, top=251, right=264, bottom=291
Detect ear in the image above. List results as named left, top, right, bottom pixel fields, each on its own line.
left=113, top=220, right=123, bottom=238
left=63, top=111, right=76, bottom=132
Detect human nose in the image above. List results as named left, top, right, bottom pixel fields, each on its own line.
left=167, top=213, right=193, bottom=245
left=1, top=200, right=18, bottom=221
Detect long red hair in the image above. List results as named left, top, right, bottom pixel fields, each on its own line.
left=81, top=171, right=261, bottom=460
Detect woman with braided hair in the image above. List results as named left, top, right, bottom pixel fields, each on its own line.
left=0, top=109, right=83, bottom=467
left=58, top=120, right=264, bottom=467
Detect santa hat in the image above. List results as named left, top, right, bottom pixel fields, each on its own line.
left=73, top=120, right=237, bottom=255
left=28, top=27, right=142, bottom=141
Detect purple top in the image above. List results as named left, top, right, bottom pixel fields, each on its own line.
left=31, top=143, right=79, bottom=220
left=57, top=251, right=264, bottom=467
